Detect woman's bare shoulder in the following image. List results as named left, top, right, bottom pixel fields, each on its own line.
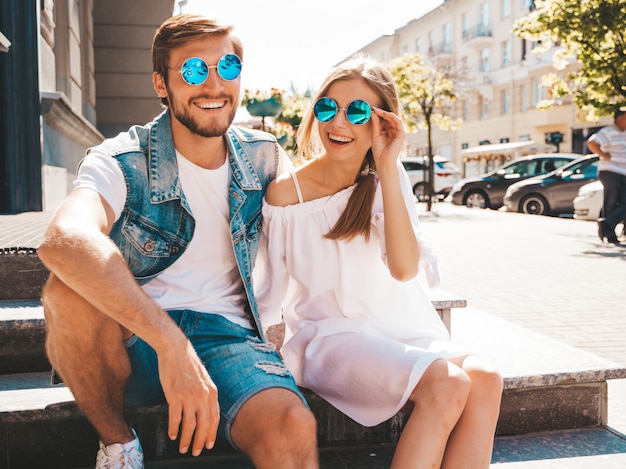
left=265, top=170, right=300, bottom=207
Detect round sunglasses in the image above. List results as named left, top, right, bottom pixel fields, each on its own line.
left=313, top=97, right=372, bottom=125
left=174, top=54, right=242, bottom=86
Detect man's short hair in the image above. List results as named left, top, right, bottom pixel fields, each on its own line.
left=614, top=106, right=626, bottom=120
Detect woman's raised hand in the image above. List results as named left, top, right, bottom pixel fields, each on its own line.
left=370, top=108, right=405, bottom=170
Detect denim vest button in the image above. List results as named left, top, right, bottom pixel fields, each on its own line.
left=170, top=245, right=179, bottom=254
left=144, top=239, right=155, bottom=252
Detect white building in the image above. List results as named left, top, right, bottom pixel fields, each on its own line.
left=353, top=0, right=610, bottom=176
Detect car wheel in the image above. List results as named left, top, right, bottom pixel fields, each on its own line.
left=413, top=183, right=429, bottom=202
left=465, top=191, right=489, bottom=209
left=521, top=194, right=549, bottom=215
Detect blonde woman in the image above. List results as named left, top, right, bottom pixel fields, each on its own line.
left=255, top=55, right=502, bottom=468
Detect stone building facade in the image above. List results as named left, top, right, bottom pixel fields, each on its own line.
left=354, top=0, right=610, bottom=176
left=0, top=0, right=175, bottom=213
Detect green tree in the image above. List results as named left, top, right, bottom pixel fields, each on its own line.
left=388, top=53, right=463, bottom=211
left=514, top=0, right=626, bottom=119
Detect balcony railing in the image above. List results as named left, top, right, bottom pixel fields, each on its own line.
left=428, top=41, right=453, bottom=56
left=462, top=23, right=493, bottom=44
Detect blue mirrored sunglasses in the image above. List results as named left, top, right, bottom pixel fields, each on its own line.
left=313, top=97, right=372, bottom=125
left=175, top=54, right=242, bottom=85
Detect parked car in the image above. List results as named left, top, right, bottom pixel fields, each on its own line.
left=450, top=154, right=579, bottom=209
left=573, top=180, right=603, bottom=221
left=400, top=156, right=461, bottom=201
left=503, top=154, right=599, bottom=216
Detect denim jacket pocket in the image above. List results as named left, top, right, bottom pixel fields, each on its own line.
left=120, top=211, right=187, bottom=282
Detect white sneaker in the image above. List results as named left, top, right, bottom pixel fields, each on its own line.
left=95, top=429, right=144, bottom=469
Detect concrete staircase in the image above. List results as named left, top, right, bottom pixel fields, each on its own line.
left=1, top=211, right=626, bottom=468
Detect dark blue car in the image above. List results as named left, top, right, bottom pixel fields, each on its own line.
left=503, top=154, right=599, bottom=216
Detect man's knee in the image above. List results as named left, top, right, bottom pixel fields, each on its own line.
left=234, top=390, right=318, bottom=465
left=42, top=274, right=127, bottom=367
left=252, top=404, right=318, bottom=465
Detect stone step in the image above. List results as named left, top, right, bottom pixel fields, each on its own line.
left=0, top=210, right=53, bottom=302
left=0, top=250, right=48, bottom=301
left=1, top=308, right=625, bottom=468
left=0, top=300, right=48, bottom=374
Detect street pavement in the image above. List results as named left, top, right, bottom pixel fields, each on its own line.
left=417, top=201, right=626, bottom=468
left=416, top=202, right=625, bottom=367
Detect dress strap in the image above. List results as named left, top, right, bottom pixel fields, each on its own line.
left=288, top=170, right=304, bottom=204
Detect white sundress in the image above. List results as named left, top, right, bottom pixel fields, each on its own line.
left=254, top=164, right=470, bottom=427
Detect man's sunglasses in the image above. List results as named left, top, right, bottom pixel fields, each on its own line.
left=313, top=97, right=372, bottom=125
left=173, top=54, right=242, bottom=86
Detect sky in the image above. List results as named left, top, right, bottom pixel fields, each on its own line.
left=178, top=0, right=444, bottom=94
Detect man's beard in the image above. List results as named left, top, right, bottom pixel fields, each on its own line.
left=168, top=90, right=236, bottom=138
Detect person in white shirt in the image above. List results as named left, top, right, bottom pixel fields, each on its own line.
left=587, top=106, right=626, bottom=244
left=38, top=14, right=317, bottom=469
left=255, top=55, right=503, bottom=468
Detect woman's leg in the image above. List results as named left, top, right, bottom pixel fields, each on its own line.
left=442, top=355, right=503, bottom=469
left=391, top=359, right=471, bottom=469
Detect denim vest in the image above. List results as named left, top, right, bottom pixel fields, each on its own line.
left=93, top=110, right=280, bottom=339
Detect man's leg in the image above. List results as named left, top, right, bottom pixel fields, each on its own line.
left=231, top=388, right=318, bottom=469
left=599, top=171, right=621, bottom=229
left=185, top=313, right=318, bottom=468
left=42, top=273, right=136, bottom=445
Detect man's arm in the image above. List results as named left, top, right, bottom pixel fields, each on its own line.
left=38, top=188, right=219, bottom=456
left=587, top=138, right=610, bottom=160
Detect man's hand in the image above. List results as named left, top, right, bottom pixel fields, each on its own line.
left=158, top=340, right=219, bottom=456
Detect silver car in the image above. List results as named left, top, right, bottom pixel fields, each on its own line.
left=400, top=156, right=461, bottom=201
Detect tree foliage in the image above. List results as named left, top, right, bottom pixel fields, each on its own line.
left=514, top=0, right=626, bottom=119
left=387, top=53, right=463, bottom=209
left=388, top=54, right=462, bottom=135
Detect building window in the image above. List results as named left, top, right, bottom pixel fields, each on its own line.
left=401, top=44, right=409, bottom=55
left=480, top=48, right=490, bottom=72
left=443, top=22, right=452, bottom=46
left=501, top=40, right=511, bottom=67
left=532, top=77, right=545, bottom=107
left=480, top=3, right=490, bottom=26
left=521, top=84, right=529, bottom=112
left=481, top=98, right=489, bottom=119
left=416, top=37, right=422, bottom=53
left=501, top=90, right=511, bottom=115
left=462, top=13, right=470, bottom=38
left=502, top=0, right=511, bottom=18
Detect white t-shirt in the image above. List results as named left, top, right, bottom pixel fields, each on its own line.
left=75, top=140, right=291, bottom=329
left=589, top=123, right=626, bottom=176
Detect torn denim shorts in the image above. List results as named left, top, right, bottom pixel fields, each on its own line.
left=124, top=310, right=306, bottom=447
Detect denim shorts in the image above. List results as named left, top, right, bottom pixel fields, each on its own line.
left=124, top=310, right=306, bottom=447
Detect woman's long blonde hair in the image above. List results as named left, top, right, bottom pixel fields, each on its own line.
left=297, top=55, right=402, bottom=241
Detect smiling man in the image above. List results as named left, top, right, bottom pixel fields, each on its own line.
left=37, top=14, right=317, bottom=469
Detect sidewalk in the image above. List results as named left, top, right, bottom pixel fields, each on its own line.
left=417, top=202, right=626, bottom=468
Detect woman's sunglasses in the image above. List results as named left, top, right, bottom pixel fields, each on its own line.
left=174, top=54, right=242, bottom=86
left=313, top=97, right=372, bottom=125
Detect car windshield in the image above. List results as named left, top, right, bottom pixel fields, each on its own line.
left=498, top=158, right=570, bottom=177
left=560, top=159, right=598, bottom=179
left=436, top=161, right=460, bottom=172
